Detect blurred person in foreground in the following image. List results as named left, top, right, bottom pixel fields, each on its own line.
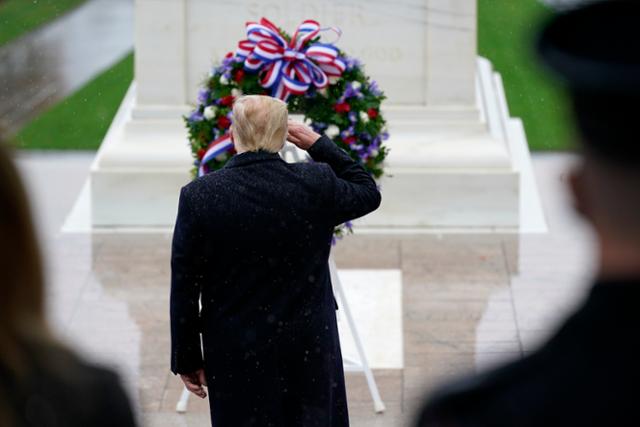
left=415, top=1, right=640, bottom=426
left=170, top=95, right=381, bottom=426
left=0, top=143, right=136, bottom=426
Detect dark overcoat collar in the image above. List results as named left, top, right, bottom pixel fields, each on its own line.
left=224, top=150, right=284, bottom=169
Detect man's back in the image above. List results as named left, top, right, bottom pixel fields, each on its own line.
left=182, top=149, right=338, bottom=345
left=170, top=126, right=380, bottom=426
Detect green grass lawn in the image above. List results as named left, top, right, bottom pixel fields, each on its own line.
left=478, top=0, right=576, bottom=151
left=0, top=0, right=87, bottom=46
left=13, top=52, right=133, bottom=150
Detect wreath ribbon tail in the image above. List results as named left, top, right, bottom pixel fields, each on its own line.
left=198, top=133, right=234, bottom=177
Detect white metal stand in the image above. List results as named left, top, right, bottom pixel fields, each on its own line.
left=175, top=387, right=191, bottom=413
left=329, top=254, right=386, bottom=413
left=177, top=143, right=385, bottom=414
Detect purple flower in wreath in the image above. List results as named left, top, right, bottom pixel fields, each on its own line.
left=359, top=132, right=372, bottom=142
left=361, top=139, right=380, bottom=160
left=343, top=57, right=361, bottom=71
left=368, top=80, right=383, bottom=97
left=311, top=122, right=328, bottom=133
left=197, top=89, right=210, bottom=105
left=340, top=126, right=355, bottom=140
left=189, top=110, right=204, bottom=122
left=216, top=55, right=235, bottom=74
left=348, top=111, right=358, bottom=123
left=343, top=85, right=356, bottom=99
left=304, top=86, right=317, bottom=99
left=343, top=82, right=363, bottom=100
left=223, top=55, right=234, bottom=67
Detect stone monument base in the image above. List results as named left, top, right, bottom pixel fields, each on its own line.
left=89, top=58, right=540, bottom=232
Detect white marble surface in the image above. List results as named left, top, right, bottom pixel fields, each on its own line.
left=135, top=0, right=477, bottom=107
left=89, top=59, right=527, bottom=229
left=91, top=0, right=530, bottom=231
left=337, top=269, right=404, bottom=369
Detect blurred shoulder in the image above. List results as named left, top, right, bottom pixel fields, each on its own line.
left=30, top=345, right=135, bottom=426
left=5, top=342, right=137, bottom=427
left=33, top=343, right=129, bottom=397
left=415, top=354, right=545, bottom=427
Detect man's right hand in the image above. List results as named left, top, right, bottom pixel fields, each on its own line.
left=287, top=121, right=321, bottom=150
left=180, top=368, right=207, bottom=399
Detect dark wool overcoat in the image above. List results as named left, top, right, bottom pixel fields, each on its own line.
left=170, top=136, right=381, bottom=427
left=415, top=279, right=640, bottom=427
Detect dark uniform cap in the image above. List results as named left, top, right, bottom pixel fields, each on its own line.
left=537, top=0, right=640, bottom=165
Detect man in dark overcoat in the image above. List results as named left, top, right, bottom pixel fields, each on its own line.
left=170, top=95, right=381, bottom=426
left=415, top=1, right=640, bottom=426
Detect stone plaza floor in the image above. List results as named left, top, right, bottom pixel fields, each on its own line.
left=16, top=151, right=594, bottom=426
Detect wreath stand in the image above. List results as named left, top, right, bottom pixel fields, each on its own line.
left=328, top=254, right=386, bottom=414
left=176, top=145, right=385, bottom=415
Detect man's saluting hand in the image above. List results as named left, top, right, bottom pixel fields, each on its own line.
left=286, top=121, right=321, bottom=150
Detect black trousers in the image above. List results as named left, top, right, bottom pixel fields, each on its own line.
left=203, top=313, right=349, bottom=427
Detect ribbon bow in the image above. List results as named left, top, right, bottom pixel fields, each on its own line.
left=236, top=18, right=346, bottom=100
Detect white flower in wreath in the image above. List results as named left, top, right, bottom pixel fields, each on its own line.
left=326, top=125, right=340, bottom=138
left=351, top=81, right=362, bottom=91
left=359, top=111, right=369, bottom=123
left=219, top=74, right=230, bottom=85
left=203, top=106, right=216, bottom=120
left=231, top=88, right=243, bottom=97
left=328, top=76, right=340, bottom=85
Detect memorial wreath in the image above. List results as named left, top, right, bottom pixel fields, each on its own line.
left=184, top=18, right=389, bottom=238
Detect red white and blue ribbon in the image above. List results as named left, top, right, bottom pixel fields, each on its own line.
left=198, top=133, right=233, bottom=177
left=236, top=18, right=346, bottom=100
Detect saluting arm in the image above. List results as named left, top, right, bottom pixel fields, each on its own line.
left=307, top=135, right=381, bottom=225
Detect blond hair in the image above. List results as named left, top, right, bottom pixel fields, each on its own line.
left=231, top=95, right=288, bottom=152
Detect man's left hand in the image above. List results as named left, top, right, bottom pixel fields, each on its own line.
left=180, top=368, right=208, bottom=399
